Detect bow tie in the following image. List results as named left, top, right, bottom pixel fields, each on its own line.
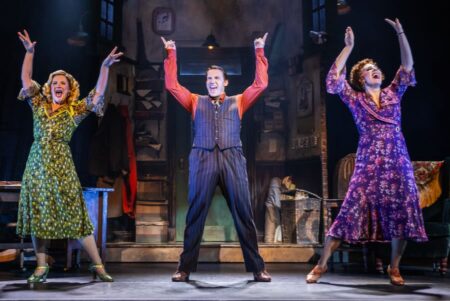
left=212, top=100, right=221, bottom=108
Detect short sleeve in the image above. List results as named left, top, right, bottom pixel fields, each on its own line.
left=70, top=89, right=105, bottom=125
left=17, top=81, right=43, bottom=107
left=326, top=63, right=356, bottom=106
left=388, top=66, right=416, bottom=98
left=85, top=89, right=105, bottom=117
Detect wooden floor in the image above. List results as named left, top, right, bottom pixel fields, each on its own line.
left=1, top=263, right=449, bottom=300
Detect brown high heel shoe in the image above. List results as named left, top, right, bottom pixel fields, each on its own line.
left=387, top=265, right=405, bottom=286
left=306, top=265, right=327, bottom=283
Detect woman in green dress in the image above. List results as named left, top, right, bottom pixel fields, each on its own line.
left=16, top=29, right=123, bottom=283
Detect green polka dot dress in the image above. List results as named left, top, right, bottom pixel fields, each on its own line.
left=16, top=81, right=103, bottom=239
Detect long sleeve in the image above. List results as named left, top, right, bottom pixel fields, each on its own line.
left=237, top=48, right=269, bottom=118
left=164, top=49, right=198, bottom=115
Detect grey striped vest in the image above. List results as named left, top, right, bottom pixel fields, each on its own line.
left=192, top=95, right=242, bottom=150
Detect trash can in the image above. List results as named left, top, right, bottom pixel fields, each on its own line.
left=281, top=198, right=321, bottom=244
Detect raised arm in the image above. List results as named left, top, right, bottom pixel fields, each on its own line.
left=93, top=47, right=123, bottom=105
left=161, top=37, right=196, bottom=114
left=333, top=27, right=354, bottom=75
left=17, top=30, right=37, bottom=90
left=385, top=18, right=413, bottom=71
left=326, top=27, right=356, bottom=101
left=238, top=33, right=269, bottom=117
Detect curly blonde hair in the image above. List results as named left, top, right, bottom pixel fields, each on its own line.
left=349, top=59, right=385, bottom=91
left=42, top=70, right=80, bottom=105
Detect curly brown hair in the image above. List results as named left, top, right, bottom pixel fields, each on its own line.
left=349, top=59, right=385, bottom=91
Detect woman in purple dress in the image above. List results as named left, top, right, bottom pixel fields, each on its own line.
left=306, top=19, right=427, bottom=286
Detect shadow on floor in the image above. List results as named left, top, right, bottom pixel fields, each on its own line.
left=187, top=279, right=257, bottom=289
left=1, top=281, right=96, bottom=293
left=319, top=282, right=444, bottom=299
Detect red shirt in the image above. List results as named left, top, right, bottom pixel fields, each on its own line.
left=164, top=48, right=268, bottom=119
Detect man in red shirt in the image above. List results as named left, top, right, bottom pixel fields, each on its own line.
left=162, top=33, right=271, bottom=282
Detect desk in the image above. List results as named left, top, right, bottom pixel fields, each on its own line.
left=0, top=182, right=112, bottom=268
left=323, top=198, right=344, bottom=232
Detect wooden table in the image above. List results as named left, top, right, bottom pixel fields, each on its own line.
left=0, top=182, right=112, bottom=269
left=323, top=198, right=344, bottom=231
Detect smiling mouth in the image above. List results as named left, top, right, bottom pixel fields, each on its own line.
left=54, top=89, right=63, bottom=98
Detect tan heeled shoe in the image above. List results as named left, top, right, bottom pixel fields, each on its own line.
left=306, top=265, right=327, bottom=283
left=387, top=265, right=404, bottom=286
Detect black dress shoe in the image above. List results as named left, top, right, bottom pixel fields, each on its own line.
left=253, top=270, right=271, bottom=282
left=172, top=270, right=189, bottom=282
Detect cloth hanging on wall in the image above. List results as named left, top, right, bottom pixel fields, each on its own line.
left=88, top=104, right=129, bottom=177
left=119, top=105, right=137, bottom=217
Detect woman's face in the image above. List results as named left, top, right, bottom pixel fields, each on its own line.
left=50, top=75, right=70, bottom=104
left=361, top=63, right=383, bottom=89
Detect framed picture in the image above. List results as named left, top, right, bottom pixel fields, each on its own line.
left=296, top=78, right=313, bottom=117
left=152, top=7, right=175, bottom=35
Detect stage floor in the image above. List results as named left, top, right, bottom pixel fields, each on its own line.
left=1, top=263, right=449, bottom=300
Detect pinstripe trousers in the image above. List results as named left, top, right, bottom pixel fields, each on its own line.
left=178, top=146, right=266, bottom=273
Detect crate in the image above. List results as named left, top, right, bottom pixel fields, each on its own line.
left=203, top=226, right=226, bottom=241
left=137, top=181, right=166, bottom=201
left=135, top=221, right=168, bottom=243
left=135, top=201, right=168, bottom=222
left=280, top=198, right=321, bottom=244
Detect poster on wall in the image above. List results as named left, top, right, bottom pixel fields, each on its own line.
left=152, top=7, right=175, bottom=35
left=287, top=57, right=322, bottom=160
left=254, top=90, right=287, bottom=161
left=296, top=79, right=313, bottom=118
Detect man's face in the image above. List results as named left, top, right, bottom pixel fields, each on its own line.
left=206, top=69, right=228, bottom=98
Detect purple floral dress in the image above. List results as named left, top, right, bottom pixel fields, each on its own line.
left=326, top=63, right=428, bottom=243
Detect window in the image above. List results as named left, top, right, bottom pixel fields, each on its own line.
left=312, top=0, right=326, bottom=32
left=100, top=0, right=114, bottom=41
left=180, top=59, right=242, bottom=76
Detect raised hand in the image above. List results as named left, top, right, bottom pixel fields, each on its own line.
left=344, top=26, right=354, bottom=48
left=18, top=30, right=36, bottom=53
left=254, top=32, right=268, bottom=49
left=161, top=37, right=176, bottom=50
left=386, top=18, right=412, bottom=70
left=385, top=18, right=404, bottom=34
left=102, top=47, right=124, bottom=68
